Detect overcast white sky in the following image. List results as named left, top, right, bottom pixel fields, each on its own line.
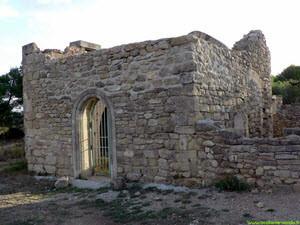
left=0, top=0, right=299, bottom=76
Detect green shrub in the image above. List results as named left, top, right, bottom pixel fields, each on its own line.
left=272, top=80, right=300, bottom=104
left=5, top=161, right=28, bottom=173
left=272, top=65, right=300, bottom=104
left=0, top=127, right=24, bottom=141
left=215, top=175, right=249, bottom=192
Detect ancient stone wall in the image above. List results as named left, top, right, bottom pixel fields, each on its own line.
left=273, top=103, right=300, bottom=137
left=193, top=30, right=272, bottom=138
left=22, top=36, right=198, bottom=177
left=190, top=123, right=300, bottom=191
left=22, top=30, right=274, bottom=186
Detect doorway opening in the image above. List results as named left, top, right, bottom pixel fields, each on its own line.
left=90, top=100, right=110, bottom=176
left=78, top=97, right=111, bottom=178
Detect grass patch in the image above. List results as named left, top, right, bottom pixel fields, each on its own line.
left=182, top=199, right=192, bottom=204
left=4, top=162, right=27, bottom=173
left=52, top=210, right=70, bottom=217
left=174, top=198, right=181, bottom=203
left=7, top=217, right=45, bottom=225
left=162, top=189, right=174, bottom=195
left=215, top=175, right=250, bottom=192
left=142, top=202, right=151, bottom=207
left=222, top=208, right=230, bottom=212
left=243, top=213, right=252, bottom=218
left=266, top=208, right=275, bottom=212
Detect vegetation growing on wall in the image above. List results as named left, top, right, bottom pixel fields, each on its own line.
left=272, top=65, right=300, bottom=104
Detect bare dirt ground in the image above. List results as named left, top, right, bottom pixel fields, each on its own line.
left=1, top=167, right=300, bottom=225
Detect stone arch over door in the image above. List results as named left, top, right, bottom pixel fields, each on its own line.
left=72, top=89, right=117, bottom=179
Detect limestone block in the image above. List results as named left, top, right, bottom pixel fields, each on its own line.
left=198, top=151, right=206, bottom=159
left=105, top=85, right=121, bottom=92
left=274, top=170, right=290, bottom=178
left=158, top=158, right=169, bottom=170
left=203, top=140, right=215, bottom=147
left=237, top=163, right=244, bottom=169
left=284, top=178, right=297, bottom=184
left=246, top=178, right=256, bottom=185
left=207, top=153, right=214, bottom=159
left=211, top=160, right=218, bottom=168
left=33, top=164, right=44, bottom=173
left=154, top=176, right=167, bottom=183
left=163, top=78, right=180, bottom=85
left=170, top=162, right=189, bottom=172
left=45, top=155, right=56, bottom=165
left=158, top=149, right=172, bottom=159
left=57, top=169, right=69, bottom=176
left=275, top=154, right=298, bottom=160
left=23, top=42, right=40, bottom=55
left=291, top=172, right=299, bottom=179
left=144, top=150, right=158, bottom=159
left=148, top=119, right=158, bottom=126
left=164, top=139, right=177, bottom=150
left=293, top=183, right=300, bottom=192
left=126, top=173, right=142, bottom=181
left=146, top=72, right=158, bottom=80
left=263, top=166, right=276, bottom=170
left=152, top=80, right=163, bottom=87
left=256, top=167, right=264, bottom=175
left=179, top=135, right=187, bottom=150
left=144, top=113, right=152, bottom=119
left=44, top=165, right=56, bottom=174
left=157, top=40, right=170, bottom=49
left=188, top=139, right=201, bottom=150
left=176, top=126, right=195, bottom=134
left=55, top=177, right=69, bottom=189
left=123, top=150, right=134, bottom=157
left=171, top=35, right=198, bottom=46
left=148, top=159, right=158, bottom=166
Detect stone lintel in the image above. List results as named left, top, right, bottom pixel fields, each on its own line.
left=69, top=40, right=101, bottom=51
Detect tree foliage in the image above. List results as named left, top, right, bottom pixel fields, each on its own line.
left=0, top=67, right=23, bottom=129
left=272, top=65, right=300, bottom=104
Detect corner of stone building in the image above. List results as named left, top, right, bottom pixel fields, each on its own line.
left=233, top=30, right=273, bottom=137
left=22, top=42, right=40, bottom=56
left=233, top=30, right=271, bottom=76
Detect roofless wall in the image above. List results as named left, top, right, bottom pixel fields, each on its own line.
left=22, top=30, right=274, bottom=186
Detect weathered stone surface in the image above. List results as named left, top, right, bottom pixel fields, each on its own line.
left=274, top=170, right=290, bottom=178
left=256, top=202, right=264, bottom=208
left=203, top=140, right=215, bottom=147
left=111, top=177, right=126, bottom=190
left=126, top=173, right=142, bottom=181
left=293, top=184, right=300, bottom=192
left=275, top=154, right=298, bottom=160
left=55, top=177, right=69, bottom=189
left=171, top=35, right=198, bottom=46
left=195, top=119, right=219, bottom=132
left=256, top=167, right=264, bottom=176
left=23, top=30, right=299, bottom=190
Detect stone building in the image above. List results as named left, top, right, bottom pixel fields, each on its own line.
left=23, top=30, right=295, bottom=187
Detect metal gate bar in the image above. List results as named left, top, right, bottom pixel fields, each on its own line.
left=91, top=99, right=110, bottom=176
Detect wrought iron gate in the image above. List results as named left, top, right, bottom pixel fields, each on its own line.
left=90, top=100, right=110, bottom=176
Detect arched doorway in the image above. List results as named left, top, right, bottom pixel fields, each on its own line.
left=72, top=89, right=117, bottom=179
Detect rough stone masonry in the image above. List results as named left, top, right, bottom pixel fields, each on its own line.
left=22, top=30, right=300, bottom=190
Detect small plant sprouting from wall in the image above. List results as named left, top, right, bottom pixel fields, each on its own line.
left=215, top=175, right=250, bottom=192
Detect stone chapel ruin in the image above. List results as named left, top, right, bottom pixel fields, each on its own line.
left=22, top=30, right=300, bottom=190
